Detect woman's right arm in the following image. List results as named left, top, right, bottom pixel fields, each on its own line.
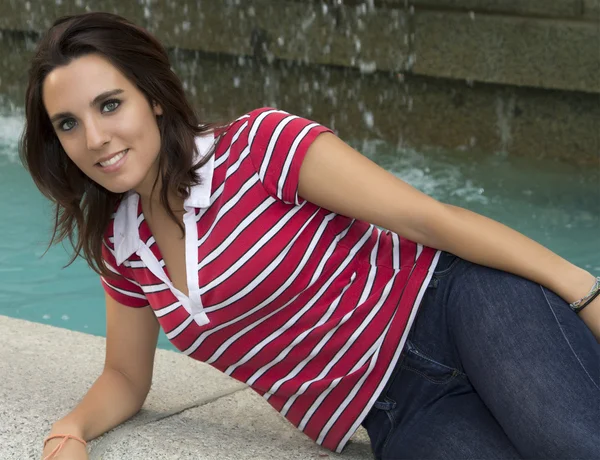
left=42, top=292, right=160, bottom=459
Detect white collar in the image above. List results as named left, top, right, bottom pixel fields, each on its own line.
left=112, top=133, right=215, bottom=266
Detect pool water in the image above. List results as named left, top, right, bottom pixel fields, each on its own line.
left=1, top=112, right=598, bottom=351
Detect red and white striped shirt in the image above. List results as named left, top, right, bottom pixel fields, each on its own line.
left=101, top=108, right=441, bottom=452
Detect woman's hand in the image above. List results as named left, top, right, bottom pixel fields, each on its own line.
left=41, top=437, right=89, bottom=460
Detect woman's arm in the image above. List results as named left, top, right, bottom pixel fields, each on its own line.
left=298, top=133, right=599, bottom=336
left=44, top=293, right=159, bottom=455
left=428, top=203, right=596, bottom=306
left=431, top=203, right=599, bottom=341
left=44, top=369, right=146, bottom=458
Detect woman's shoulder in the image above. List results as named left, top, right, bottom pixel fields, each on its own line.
left=208, top=107, right=277, bottom=144
left=212, top=107, right=328, bottom=153
left=238, top=106, right=281, bottom=121
left=220, top=107, right=280, bottom=132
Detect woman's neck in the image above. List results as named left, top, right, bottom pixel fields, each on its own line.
left=139, top=191, right=185, bottom=217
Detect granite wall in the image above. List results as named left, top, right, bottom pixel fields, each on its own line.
left=0, top=0, right=598, bottom=163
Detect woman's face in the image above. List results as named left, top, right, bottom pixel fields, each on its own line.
left=42, top=53, right=163, bottom=196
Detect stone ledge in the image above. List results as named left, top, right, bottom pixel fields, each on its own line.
left=583, top=0, right=600, bottom=19
left=413, top=10, right=600, bottom=93
left=93, top=389, right=371, bottom=460
left=0, top=1, right=598, bottom=93
left=408, top=0, right=584, bottom=18
left=0, top=315, right=369, bottom=459
left=315, top=0, right=586, bottom=18
left=2, top=30, right=599, bottom=165
left=152, top=0, right=409, bottom=72
left=0, top=0, right=410, bottom=73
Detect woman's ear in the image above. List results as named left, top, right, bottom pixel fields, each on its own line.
left=152, top=101, right=163, bottom=116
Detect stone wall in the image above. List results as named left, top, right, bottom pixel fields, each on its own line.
left=1, top=0, right=598, bottom=92
left=0, top=0, right=598, bottom=163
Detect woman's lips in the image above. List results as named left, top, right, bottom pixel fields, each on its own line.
left=96, top=149, right=129, bottom=173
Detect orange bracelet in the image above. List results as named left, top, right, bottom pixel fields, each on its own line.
left=43, top=434, right=87, bottom=460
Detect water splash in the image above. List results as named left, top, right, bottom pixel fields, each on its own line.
left=0, top=113, right=24, bottom=163
left=363, top=111, right=374, bottom=128
left=355, top=139, right=490, bottom=205
left=495, top=93, right=516, bottom=157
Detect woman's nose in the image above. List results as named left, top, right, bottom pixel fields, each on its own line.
left=85, top=118, right=110, bottom=151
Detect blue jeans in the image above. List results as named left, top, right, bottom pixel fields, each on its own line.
left=362, top=252, right=600, bottom=459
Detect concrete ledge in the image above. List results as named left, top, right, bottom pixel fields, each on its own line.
left=0, top=315, right=371, bottom=459
left=153, top=0, right=409, bottom=72
left=305, top=1, right=591, bottom=19
left=583, top=0, right=600, bottom=19
left=1, top=1, right=599, bottom=163
left=95, top=390, right=370, bottom=459
left=1, top=0, right=598, bottom=93
left=1, top=29, right=599, bottom=165
left=405, top=0, right=584, bottom=18
left=0, top=0, right=410, bottom=73
left=413, top=10, right=600, bottom=93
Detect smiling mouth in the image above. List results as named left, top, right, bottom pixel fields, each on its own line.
left=97, top=149, right=129, bottom=167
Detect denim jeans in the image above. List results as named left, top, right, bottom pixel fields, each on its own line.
left=362, top=251, right=600, bottom=459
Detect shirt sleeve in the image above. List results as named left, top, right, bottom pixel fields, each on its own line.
left=245, top=108, right=334, bottom=205
left=100, top=236, right=149, bottom=308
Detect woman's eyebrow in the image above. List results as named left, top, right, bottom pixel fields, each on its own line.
left=49, top=88, right=125, bottom=123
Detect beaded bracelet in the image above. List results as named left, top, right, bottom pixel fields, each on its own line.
left=569, top=276, right=600, bottom=314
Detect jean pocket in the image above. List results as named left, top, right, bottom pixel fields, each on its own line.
left=433, top=252, right=461, bottom=278
left=401, top=340, right=462, bottom=384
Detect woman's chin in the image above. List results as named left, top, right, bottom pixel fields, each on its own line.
left=97, top=177, right=139, bottom=195
left=90, top=164, right=155, bottom=196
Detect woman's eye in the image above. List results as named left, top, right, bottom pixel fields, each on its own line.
left=57, top=100, right=121, bottom=132
left=60, top=119, right=76, bottom=131
left=102, top=99, right=120, bottom=113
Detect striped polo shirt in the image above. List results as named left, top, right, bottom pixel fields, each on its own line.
left=101, top=107, right=441, bottom=452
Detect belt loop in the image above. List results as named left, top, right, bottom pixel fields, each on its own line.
left=428, top=277, right=439, bottom=289
left=374, top=398, right=397, bottom=411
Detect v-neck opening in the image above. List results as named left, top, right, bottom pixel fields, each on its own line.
left=136, top=197, right=186, bottom=291
left=135, top=196, right=209, bottom=326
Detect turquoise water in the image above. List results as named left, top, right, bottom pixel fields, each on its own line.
left=1, top=112, right=599, bottom=351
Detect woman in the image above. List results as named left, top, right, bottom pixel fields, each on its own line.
left=20, top=12, right=599, bottom=460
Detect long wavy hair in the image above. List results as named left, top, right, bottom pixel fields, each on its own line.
left=20, top=12, right=219, bottom=278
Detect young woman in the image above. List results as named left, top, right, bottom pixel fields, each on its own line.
left=21, top=12, right=599, bottom=460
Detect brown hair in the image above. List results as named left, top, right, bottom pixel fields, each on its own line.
left=20, top=12, right=219, bottom=278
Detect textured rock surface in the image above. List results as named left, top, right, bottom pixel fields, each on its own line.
left=0, top=0, right=598, bottom=163
left=0, top=315, right=370, bottom=460
left=413, top=10, right=600, bottom=93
